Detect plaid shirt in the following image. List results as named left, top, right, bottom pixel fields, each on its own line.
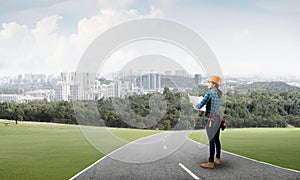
left=196, top=89, right=221, bottom=114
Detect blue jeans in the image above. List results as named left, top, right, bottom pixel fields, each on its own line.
left=208, top=127, right=221, bottom=162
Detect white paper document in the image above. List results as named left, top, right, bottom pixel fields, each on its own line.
left=188, top=94, right=206, bottom=112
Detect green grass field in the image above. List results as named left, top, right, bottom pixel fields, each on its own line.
left=1, top=120, right=299, bottom=180
left=0, top=120, right=160, bottom=180
left=189, top=128, right=300, bottom=171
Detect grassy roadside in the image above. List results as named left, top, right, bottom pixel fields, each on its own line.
left=1, top=119, right=299, bottom=179
left=189, top=128, right=300, bottom=171
left=0, top=120, right=161, bottom=180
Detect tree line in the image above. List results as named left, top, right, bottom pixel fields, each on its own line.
left=0, top=87, right=299, bottom=129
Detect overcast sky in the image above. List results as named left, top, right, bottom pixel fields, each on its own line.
left=0, top=0, right=299, bottom=77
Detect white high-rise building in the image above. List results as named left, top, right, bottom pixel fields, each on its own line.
left=56, top=72, right=100, bottom=101
left=101, top=83, right=117, bottom=98
left=55, top=82, right=69, bottom=101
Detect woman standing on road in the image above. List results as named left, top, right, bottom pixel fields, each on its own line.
left=195, top=75, right=223, bottom=169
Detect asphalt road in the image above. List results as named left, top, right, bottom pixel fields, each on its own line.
left=71, top=131, right=300, bottom=180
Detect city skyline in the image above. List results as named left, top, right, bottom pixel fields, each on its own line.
left=1, top=70, right=300, bottom=104
left=0, top=0, right=299, bottom=77
left=0, top=70, right=200, bottom=103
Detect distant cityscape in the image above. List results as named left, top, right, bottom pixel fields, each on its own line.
left=0, top=70, right=201, bottom=103
left=0, top=71, right=299, bottom=103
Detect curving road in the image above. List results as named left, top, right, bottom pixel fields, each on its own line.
left=71, top=131, right=300, bottom=180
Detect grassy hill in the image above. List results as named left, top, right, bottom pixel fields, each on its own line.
left=229, top=81, right=300, bottom=93
left=0, top=120, right=160, bottom=180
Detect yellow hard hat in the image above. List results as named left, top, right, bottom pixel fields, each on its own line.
left=208, top=76, right=222, bottom=86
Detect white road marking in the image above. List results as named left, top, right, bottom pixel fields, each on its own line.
left=69, top=132, right=166, bottom=180
left=163, top=145, right=167, bottom=150
left=179, top=163, right=200, bottom=180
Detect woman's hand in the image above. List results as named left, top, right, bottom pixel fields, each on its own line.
left=193, top=103, right=198, bottom=109
left=190, top=101, right=197, bottom=108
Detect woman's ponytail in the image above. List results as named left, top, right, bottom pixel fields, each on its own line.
left=212, top=82, right=222, bottom=98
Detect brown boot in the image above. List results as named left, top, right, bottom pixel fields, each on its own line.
left=200, top=162, right=214, bottom=169
left=214, top=158, right=221, bottom=165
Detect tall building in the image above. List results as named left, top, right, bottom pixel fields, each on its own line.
left=194, top=74, right=202, bottom=84
left=56, top=72, right=99, bottom=101
left=120, top=81, right=134, bottom=97
left=136, top=74, right=143, bottom=89
left=154, top=73, right=161, bottom=90
left=101, top=83, right=118, bottom=98
left=137, top=73, right=161, bottom=90
left=55, top=82, right=69, bottom=101
left=142, top=74, right=150, bottom=89
left=70, top=84, right=80, bottom=101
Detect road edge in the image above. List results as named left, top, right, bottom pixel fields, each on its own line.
left=187, top=131, right=300, bottom=173
left=69, top=131, right=169, bottom=180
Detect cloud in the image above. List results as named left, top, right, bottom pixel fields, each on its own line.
left=0, top=22, right=29, bottom=47
left=32, top=15, right=62, bottom=36
left=0, top=15, right=67, bottom=75
left=0, top=7, right=164, bottom=76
